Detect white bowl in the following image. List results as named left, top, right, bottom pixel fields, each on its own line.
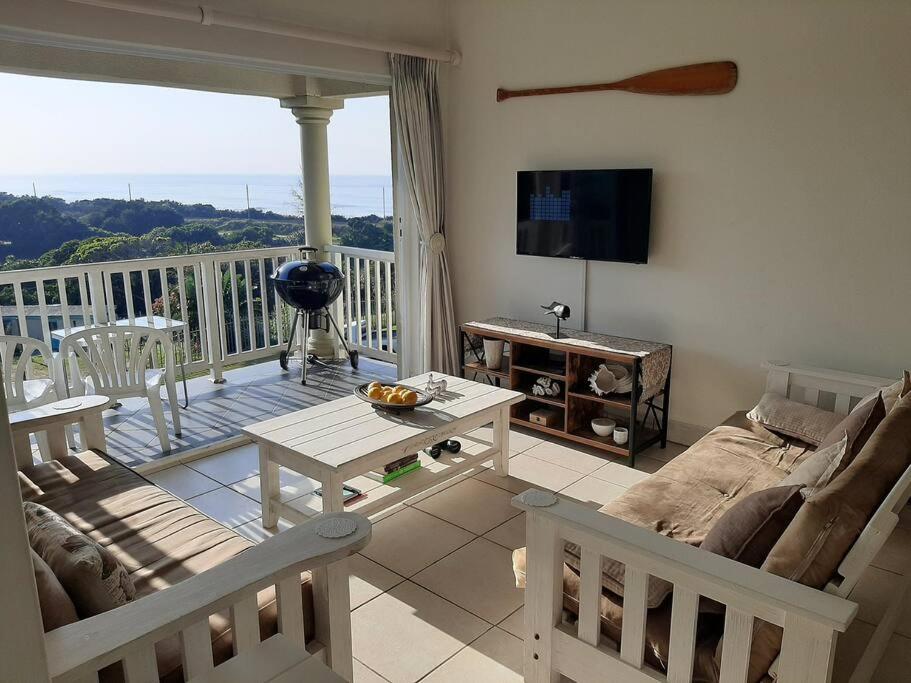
left=591, top=418, right=616, bottom=437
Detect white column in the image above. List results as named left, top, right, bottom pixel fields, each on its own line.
left=281, top=95, right=344, bottom=359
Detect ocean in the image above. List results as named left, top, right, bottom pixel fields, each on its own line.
left=0, top=173, right=393, bottom=218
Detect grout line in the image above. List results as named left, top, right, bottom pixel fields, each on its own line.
left=354, top=657, right=392, bottom=683
left=413, top=622, right=497, bottom=682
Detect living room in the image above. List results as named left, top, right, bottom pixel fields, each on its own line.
left=2, top=2, right=911, bottom=683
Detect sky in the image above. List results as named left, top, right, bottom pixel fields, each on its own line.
left=0, top=72, right=391, bottom=176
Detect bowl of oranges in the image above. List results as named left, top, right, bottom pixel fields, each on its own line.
left=355, top=381, right=433, bottom=412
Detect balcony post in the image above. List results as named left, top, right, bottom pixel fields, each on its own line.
left=281, top=95, right=344, bottom=360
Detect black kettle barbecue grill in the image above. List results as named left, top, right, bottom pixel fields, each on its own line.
left=271, top=246, right=358, bottom=384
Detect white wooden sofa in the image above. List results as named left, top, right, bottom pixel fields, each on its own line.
left=1, top=389, right=368, bottom=683
left=515, top=362, right=910, bottom=683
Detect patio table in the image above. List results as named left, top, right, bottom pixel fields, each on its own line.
left=51, top=315, right=190, bottom=407
left=244, top=372, right=524, bottom=524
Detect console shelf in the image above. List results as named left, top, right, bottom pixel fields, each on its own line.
left=460, top=319, right=672, bottom=466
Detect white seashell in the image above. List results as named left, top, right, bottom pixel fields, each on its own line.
left=588, top=365, right=617, bottom=396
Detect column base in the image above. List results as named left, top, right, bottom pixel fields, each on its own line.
left=307, top=329, right=338, bottom=360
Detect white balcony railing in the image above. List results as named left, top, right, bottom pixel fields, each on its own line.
left=0, top=245, right=397, bottom=381
left=326, top=245, right=397, bottom=363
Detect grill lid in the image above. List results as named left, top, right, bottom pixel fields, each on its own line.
left=271, top=246, right=345, bottom=310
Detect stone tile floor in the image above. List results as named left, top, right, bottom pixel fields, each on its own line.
left=98, top=355, right=397, bottom=468
left=145, top=426, right=911, bottom=682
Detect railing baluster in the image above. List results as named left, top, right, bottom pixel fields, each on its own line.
left=373, top=259, right=382, bottom=351
left=385, top=260, right=393, bottom=353
left=158, top=267, right=170, bottom=320
left=354, top=258, right=362, bottom=349
left=123, top=271, right=136, bottom=322
left=271, top=257, right=283, bottom=348
left=365, top=257, right=373, bottom=349
left=192, top=262, right=206, bottom=365
left=57, top=276, right=72, bottom=332
left=141, top=269, right=153, bottom=321
left=215, top=260, right=229, bottom=361
left=104, top=270, right=117, bottom=322
left=258, top=257, right=269, bottom=350
left=229, top=259, right=242, bottom=354
left=342, top=256, right=352, bottom=344
left=35, top=277, right=51, bottom=344
left=77, top=274, right=91, bottom=326
left=13, top=282, right=27, bottom=338
left=176, top=265, right=191, bottom=362
left=243, top=258, right=256, bottom=351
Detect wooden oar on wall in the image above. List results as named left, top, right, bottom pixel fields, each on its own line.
left=496, top=61, right=738, bottom=102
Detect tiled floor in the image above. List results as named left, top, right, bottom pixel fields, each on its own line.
left=146, top=427, right=911, bottom=682
left=98, top=355, right=396, bottom=467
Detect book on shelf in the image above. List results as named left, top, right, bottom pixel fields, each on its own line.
left=382, top=460, right=421, bottom=484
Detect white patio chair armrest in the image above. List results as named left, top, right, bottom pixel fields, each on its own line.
left=45, top=512, right=371, bottom=682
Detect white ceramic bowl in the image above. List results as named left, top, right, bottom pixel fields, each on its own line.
left=591, top=418, right=616, bottom=437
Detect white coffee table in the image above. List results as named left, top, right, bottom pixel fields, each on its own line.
left=243, top=373, right=524, bottom=524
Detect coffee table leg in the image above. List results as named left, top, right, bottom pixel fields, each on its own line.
left=493, top=405, right=511, bottom=477
left=320, top=471, right=345, bottom=513
left=80, top=412, right=106, bottom=452
left=259, top=446, right=280, bottom=528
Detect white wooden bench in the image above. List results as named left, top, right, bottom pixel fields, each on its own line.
left=516, top=362, right=908, bottom=683
left=0, top=377, right=368, bottom=683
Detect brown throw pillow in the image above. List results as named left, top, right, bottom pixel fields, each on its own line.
left=747, top=393, right=843, bottom=446
left=24, top=502, right=135, bottom=617
left=31, top=549, right=79, bottom=632
left=778, top=433, right=848, bottom=496
left=729, top=390, right=911, bottom=683
left=699, top=485, right=805, bottom=615
left=815, top=392, right=886, bottom=475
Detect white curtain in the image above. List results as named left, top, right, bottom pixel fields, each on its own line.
left=390, top=53, right=459, bottom=374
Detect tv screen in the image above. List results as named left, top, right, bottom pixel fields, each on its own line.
left=516, top=169, right=652, bottom=263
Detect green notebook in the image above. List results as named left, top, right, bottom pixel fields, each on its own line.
left=382, top=460, right=422, bottom=484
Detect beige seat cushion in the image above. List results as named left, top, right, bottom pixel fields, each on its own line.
left=564, top=413, right=810, bottom=608
left=24, top=501, right=136, bottom=617
left=18, top=451, right=315, bottom=683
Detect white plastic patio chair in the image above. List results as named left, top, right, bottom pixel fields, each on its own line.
left=0, top=334, right=70, bottom=458
left=58, top=325, right=182, bottom=452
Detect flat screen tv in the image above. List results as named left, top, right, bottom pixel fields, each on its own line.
left=516, top=169, right=652, bottom=263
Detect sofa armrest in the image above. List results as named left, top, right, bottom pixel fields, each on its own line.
left=514, top=489, right=856, bottom=683
left=45, top=512, right=370, bottom=683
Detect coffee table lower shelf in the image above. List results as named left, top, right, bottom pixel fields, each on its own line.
left=267, top=444, right=507, bottom=523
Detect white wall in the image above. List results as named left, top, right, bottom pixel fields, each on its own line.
left=444, top=0, right=911, bottom=438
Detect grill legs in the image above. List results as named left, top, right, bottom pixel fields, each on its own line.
left=280, top=307, right=358, bottom=385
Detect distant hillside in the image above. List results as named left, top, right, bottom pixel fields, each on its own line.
left=0, top=193, right=393, bottom=270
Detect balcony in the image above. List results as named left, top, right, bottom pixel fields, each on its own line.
left=0, top=244, right=398, bottom=468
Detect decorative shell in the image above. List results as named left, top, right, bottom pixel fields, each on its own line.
left=532, top=376, right=561, bottom=397
left=588, top=365, right=617, bottom=396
